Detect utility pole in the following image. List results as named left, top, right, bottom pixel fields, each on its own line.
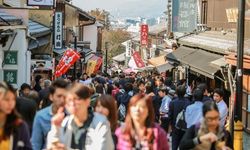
left=73, top=30, right=77, bottom=81
left=105, top=42, right=108, bottom=74
left=235, top=0, right=245, bottom=122
left=234, top=0, right=245, bottom=149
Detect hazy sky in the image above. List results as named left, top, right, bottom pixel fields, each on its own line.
left=72, top=0, right=166, bottom=18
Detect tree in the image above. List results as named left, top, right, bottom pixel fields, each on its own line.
left=102, top=29, right=131, bottom=63
left=88, top=8, right=110, bottom=30
left=88, top=8, right=106, bottom=21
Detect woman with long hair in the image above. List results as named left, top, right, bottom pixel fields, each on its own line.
left=95, top=94, right=118, bottom=133
left=0, top=82, right=32, bottom=150
left=115, top=94, right=169, bottom=150
left=179, top=101, right=233, bottom=150
left=95, top=94, right=118, bottom=145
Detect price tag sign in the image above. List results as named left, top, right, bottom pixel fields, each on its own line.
left=3, top=70, right=17, bottom=84
left=4, top=51, right=18, bottom=65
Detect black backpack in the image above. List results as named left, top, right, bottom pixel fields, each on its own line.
left=117, top=92, right=132, bottom=121
left=175, top=108, right=187, bottom=131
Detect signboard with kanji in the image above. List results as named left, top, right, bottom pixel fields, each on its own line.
left=132, top=51, right=145, bottom=68
left=4, top=51, right=18, bottom=65
left=27, top=0, right=54, bottom=6
left=125, top=40, right=132, bottom=57
left=3, top=70, right=17, bottom=84
left=54, top=12, right=63, bottom=49
left=172, top=0, right=197, bottom=32
left=140, top=24, right=148, bottom=46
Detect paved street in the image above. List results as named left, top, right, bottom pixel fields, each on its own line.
left=244, top=132, right=250, bottom=150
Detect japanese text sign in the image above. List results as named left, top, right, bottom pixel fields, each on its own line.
left=54, top=12, right=63, bottom=49
left=140, top=24, right=148, bottom=46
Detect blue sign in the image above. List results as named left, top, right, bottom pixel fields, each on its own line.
left=172, top=0, right=197, bottom=32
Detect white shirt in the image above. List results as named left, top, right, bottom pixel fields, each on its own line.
left=159, top=96, right=172, bottom=117
left=216, top=100, right=228, bottom=127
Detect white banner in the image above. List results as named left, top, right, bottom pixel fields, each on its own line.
left=54, top=12, right=63, bottom=49
left=125, top=40, right=132, bottom=57
left=27, top=0, right=54, bottom=6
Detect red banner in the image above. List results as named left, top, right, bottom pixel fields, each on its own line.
left=55, top=48, right=80, bottom=77
left=132, top=51, right=145, bottom=68
left=140, top=24, right=148, bottom=46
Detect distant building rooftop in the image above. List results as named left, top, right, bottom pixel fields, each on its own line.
left=149, top=22, right=167, bottom=36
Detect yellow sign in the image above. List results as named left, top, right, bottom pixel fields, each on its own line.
left=226, top=8, right=238, bottom=23
left=86, top=60, right=97, bottom=76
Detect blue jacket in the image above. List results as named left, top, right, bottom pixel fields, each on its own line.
left=31, top=106, right=53, bottom=150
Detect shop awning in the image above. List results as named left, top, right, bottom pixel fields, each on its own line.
left=210, top=57, right=227, bottom=69
left=180, top=50, right=223, bottom=79
left=112, top=52, right=126, bottom=62
left=166, top=46, right=197, bottom=62
left=156, top=63, right=174, bottom=73
left=148, top=55, right=166, bottom=66
left=148, top=55, right=174, bottom=73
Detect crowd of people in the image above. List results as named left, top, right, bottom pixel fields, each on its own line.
left=0, top=71, right=234, bottom=150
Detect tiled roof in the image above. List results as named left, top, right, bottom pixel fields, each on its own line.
left=178, top=31, right=237, bottom=54
left=227, top=39, right=250, bottom=56
left=0, top=11, right=22, bottom=25
left=28, top=20, right=50, bottom=37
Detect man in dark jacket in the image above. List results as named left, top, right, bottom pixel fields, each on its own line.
left=38, top=79, right=52, bottom=109
left=16, top=83, right=37, bottom=133
left=169, top=85, right=190, bottom=150
left=197, top=83, right=213, bottom=103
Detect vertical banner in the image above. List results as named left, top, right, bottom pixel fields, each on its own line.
left=140, top=24, right=148, bottom=46
left=132, top=51, right=145, bottom=68
left=125, top=40, right=132, bottom=57
left=54, top=12, right=63, bottom=49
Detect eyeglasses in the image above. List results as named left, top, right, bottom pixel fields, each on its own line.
left=205, top=116, right=220, bottom=122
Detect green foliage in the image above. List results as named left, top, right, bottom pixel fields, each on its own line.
left=102, top=29, right=131, bottom=63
